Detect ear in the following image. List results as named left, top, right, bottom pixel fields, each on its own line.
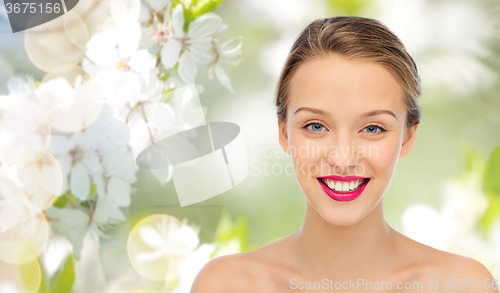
left=399, top=123, right=418, bottom=158
left=278, top=118, right=290, bottom=155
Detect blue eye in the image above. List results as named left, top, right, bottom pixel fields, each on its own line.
left=362, top=125, right=387, bottom=134
left=304, top=123, right=326, bottom=132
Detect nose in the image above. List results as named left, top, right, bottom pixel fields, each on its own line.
left=325, top=131, right=360, bottom=175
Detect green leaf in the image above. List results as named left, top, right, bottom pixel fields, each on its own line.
left=191, top=0, right=206, bottom=8
left=462, top=144, right=484, bottom=173
left=183, top=7, right=195, bottom=32
left=36, top=256, right=54, bottom=293
left=53, top=195, right=68, bottom=208
left=480, top=194, right=500, bottom=230
left=479, top=146, right=500, bottom=231
left=181, top=0, right=194, bottom=7
left=213, top=212, right=232, bottom=243
left=159, top=71, right=171, bottom=82
left=88, top=182, right=96, bottom=198
left=50, top=255, right=75, bottom=293
left=161, top=89, right=175, bottom=103
left=169, top=2, right=191, bottom=33
left=213, top=212, right=249, bottom=252
left=192, top=0, right=224, bottom=15
left=183, top=0, right=224, bottom=30
left=53, top=190, right=80, bottom=209
left=19, top=258, right=41, bottom=293
left=235, top=215, right=248, bottom=252
left=326, top=0, right=371, bottom=15
left=80, top=200, right=93, bottom=209
left=60, top=190, right=79, bottom=203
left=39, top=276, right=49, bottom=293
left=483, top=146, right=500, bottom=197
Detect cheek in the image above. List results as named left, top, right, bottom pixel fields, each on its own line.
left=289, top=135, right=315, bottom=178
left=288, top=133, right=331, bottom=182
left=362, top=135, right=401, bottom=178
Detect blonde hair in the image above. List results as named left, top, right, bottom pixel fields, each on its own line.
left=275, top=16, right=421, bottom=128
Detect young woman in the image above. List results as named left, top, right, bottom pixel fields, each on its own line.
left=191, top=16, right=498, bottom=292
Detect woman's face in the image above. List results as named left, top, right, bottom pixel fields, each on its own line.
left=278, top=53, right=418, bottom=226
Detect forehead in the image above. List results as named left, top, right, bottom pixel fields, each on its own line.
left=288, top=53, right=405, bottom=119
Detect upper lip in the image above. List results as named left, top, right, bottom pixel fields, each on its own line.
left=318, top=175, right=369, bottom=181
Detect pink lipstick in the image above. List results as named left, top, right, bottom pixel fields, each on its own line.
left=317, top=175, right=370, bottom=202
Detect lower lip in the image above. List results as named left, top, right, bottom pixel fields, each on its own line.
left=317, top=178, right=370, bottom=202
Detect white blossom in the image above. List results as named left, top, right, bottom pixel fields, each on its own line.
left=44, top=206, right=101, bottom=260
left=0, top=78, right=63, bottom=209
left=50, top=105, right=138, bottom=224
left=0, top=78, right=51, bottom=152
left=170, top=243, right=216, bottom=293
left=136, top=217, right=200, bottom=262
left=139, top=0, right=172, bottom=49
left=0, top=0, right=242, bottom=290
left=160, top=5, right=221, bottom=84
left=0, top=197, right=49, bottom=262
left=138, top=0, right=171, bottom=25
left=208, top=37, right=243, bottom=93
left=402, top=170, right=499, bottom=275
left=85, top=0, right=159, bottom=111
left=36, top=76, right=104, bottom=133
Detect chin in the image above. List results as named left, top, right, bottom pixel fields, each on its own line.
left=320, top=208, right=366, bottom=226
left=315, top=206, right=366, bottom=226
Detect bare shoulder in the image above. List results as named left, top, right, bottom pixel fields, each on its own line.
left=396, top=232, right=498, bottom=292
left=190, top=252, right=254, bottom=293
left=434, top=255, right=499, bottom=293
left=191, top=234, right=298, bottom=293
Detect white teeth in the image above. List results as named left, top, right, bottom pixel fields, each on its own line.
left=322, top=178, right=368, bottom=192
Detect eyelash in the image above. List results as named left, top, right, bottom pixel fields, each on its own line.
left=302, top=121, right=327, bottom=132
left=362, top=123, right=388, bottom=134
left=302, top=122, right=388, bottom=134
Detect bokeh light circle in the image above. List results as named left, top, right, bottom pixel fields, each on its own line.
left=0, top=198, right=49, bottom=264
left=38, top=74, right=104, bottom=133
left=127, top=214, right=184, bottom=281
left=0, top=98, right=52, bottom=151
left=0, top=246, right=41, bottom=293
left=16, top=151, right=64, bottom=210
left=63, top=11, right=89, bottom=50
left=24, top=11, right=86, bottom=72
left=41, top=64, right=89, bottom=86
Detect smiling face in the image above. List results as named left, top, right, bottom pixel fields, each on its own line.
left=278, top=53, right=418, bottom=226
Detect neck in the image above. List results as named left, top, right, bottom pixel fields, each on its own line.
left=291, top=199, right=399, bottom=278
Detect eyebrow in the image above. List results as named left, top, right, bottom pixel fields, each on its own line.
left=294, top=107, right=398, bottom=120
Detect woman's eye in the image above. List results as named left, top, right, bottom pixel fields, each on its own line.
left=362, top=125, right=386, bottom=134
left=305, top=123, right=326, bottom=132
